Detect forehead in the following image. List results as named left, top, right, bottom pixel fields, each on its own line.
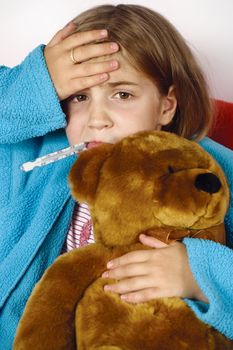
left=88, top=50, right=154, bottom=86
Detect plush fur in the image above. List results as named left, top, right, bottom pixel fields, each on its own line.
left=13, top=131, right=232, bottom=350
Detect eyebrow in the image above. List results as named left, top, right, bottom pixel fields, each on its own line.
left=106, top=81, right=139, bottom=87
left=71, top=81, right=140, bottom=96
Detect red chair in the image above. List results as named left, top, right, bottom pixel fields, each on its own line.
left=209, top=100, right=233, bottom=150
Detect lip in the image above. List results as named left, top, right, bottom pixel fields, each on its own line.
left=86, top=141, right=104, bottom=149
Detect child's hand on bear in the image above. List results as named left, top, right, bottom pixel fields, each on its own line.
left=102, top=234, right=208, bottom=304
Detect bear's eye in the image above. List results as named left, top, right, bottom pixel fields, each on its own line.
left=168, top=166, right=175, bottom=174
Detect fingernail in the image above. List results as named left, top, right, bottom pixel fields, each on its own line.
left=100, top=29, right=108, bottom=37
left=65, top=21, right=76, bottom=28
left=104, top=285, right=111, bottom=291
left=102, top=271, right=109, bottom=278
left=107, top=261, right=114, bottom=268
left=140, top=234, right=146, bottom=239
left=110, top=60, right=118, bottom=68
left=121, top=295, right=128, bottom=300
left=99, top=73, right=108, bottom=81
left=110, top=43, right=118, bottom=51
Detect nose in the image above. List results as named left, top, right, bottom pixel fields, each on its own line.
left=88, top=104, right=113, bottom=130
left=194, top=173, right=222, bottom=194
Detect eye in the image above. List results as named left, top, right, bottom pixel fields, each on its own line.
left=73, top=94, right=88, bottom=102
left=115, top=91, right=132, bottom=100
left=168, top=166, right=175, bottom=174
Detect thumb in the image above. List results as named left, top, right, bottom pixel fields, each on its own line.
left=139, top=234, right=169, bottom=248
left=47, top=21, right=77, bottom=47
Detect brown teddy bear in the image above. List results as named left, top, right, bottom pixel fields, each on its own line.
left=14, top=131, right=232, bottom=350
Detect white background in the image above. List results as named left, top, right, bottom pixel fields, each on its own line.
left=0, top=0, right=232, bottom=102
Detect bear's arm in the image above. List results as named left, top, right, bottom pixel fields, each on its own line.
left=13, top=243, right=113, bottom=350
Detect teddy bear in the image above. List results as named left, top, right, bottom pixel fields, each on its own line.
left=13, top=130, right=232, bottom=350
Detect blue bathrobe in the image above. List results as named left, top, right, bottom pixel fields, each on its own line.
left=0, top=45, right=232, bottom=349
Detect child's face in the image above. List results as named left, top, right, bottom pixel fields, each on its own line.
left=65, top=52, right=176, bottom=146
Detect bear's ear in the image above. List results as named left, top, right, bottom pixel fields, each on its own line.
left=69, top=143, right=114, bottom=205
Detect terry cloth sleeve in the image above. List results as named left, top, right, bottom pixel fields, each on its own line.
left=183, top=138, right=233, bottom=340
left=0, top=45, right=67, bottom=144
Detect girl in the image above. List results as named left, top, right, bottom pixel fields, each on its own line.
left=0, top=4, right=232, bottom=348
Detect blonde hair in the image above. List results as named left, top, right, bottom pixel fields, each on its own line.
left=73, top=4, right=213, bottom=141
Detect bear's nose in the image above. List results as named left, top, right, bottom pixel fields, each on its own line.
left=194, top=173, right=222, bottom=194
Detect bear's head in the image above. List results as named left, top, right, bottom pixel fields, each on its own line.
left=69, top=131, right=229, bottom=247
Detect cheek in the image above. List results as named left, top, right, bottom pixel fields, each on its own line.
left=117, top=103, right=161, bottom=133
left=132, top=95, right=162, bottom=125
left=65, top=110, right=84, bottom=145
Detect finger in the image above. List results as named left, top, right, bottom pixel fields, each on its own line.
left=47, top=22, right=77, bottom=47
left=102, top=261, right=150, bottom=280
left=70, top=42, right=119, bottom=64
left=104, top=276, right=152, bottom=295
left=139, top=234, right=169, bottom=248
left=107, top=250, right=153, bottom=269
left=120, top=288, right=172, bottom=303
left=56, top=73, right=110, bottom=101
left=68, top=73, right=109, bottom=94
left=70, top=59, right=119, bottom=79
left=63, top=29, right=109, bottom=50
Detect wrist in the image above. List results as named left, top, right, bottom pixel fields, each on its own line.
left=194, top=289, right=209, bottom=303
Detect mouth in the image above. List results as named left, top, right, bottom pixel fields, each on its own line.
left=86, top=141, right=104, bottom=149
